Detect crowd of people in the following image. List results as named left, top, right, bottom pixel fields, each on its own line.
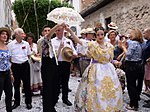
left=0, top=21, right=150, bottom=112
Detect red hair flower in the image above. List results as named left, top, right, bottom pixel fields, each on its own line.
left=22, top=46, right=26, bottom=49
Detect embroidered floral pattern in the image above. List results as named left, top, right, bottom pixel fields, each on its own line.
left=74, top=41, right=123, bottom=112
left=0, top=50, right=11, bottom=71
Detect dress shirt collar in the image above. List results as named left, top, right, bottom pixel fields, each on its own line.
left=56, top=36, right=66, bottom=41
left=85, top=38, right=92, bottom=41
left=14, top=39, right=24, bottom=44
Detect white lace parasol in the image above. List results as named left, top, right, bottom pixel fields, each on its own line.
left=47, top=7, right=84, bottom=25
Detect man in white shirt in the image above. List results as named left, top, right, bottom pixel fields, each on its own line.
left=7, top=28, right=32, bottom=110
left=52, top=25, right=77, bottom=106
left=77, top=28, right=94, bottom=76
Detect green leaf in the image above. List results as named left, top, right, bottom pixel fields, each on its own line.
left=12, top=0, right=73, bottom=41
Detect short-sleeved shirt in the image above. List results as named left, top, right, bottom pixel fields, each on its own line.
left=7, top=39, right=32, bottom=64
left=0, top=50, right=11, bottom=71
left=125, top=40, right=143, bottom=61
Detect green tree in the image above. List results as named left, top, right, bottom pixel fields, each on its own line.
left=12, top=0, right=73, bottom=41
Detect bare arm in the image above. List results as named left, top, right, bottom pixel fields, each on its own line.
left=46, top=23, right=65, bottom=39
left=121, top=43, right=128, bottom=54
left=64, top=25, right=83, bottom=45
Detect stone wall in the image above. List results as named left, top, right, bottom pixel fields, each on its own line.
left=81, top=0, right=150, bottom=34
left=81, top=0, right=96, bottom=10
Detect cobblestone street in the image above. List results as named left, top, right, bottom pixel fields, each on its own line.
left=0, top=0, right=150, bottom=112
left=0, top=75, right=150, bottom=112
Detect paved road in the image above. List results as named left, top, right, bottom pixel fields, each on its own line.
left=0, top=75, right=150, bottom=112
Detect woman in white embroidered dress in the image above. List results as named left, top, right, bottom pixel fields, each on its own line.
left=65, top=26, right=123, bottom=112
left=26, top=33, right=42, bottom=94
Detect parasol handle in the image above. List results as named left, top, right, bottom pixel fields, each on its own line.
left=120, top=54, right=125, bottom=62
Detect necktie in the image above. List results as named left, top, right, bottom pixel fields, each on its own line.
left=49, top=40, right=58, bottom=65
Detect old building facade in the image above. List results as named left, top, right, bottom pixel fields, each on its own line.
left=63, top=0, right=83, bottom=36
left=80, top=0, right=150, bottom=34
left=80, top=0, right=96, bottom=11
left=0, top=0, right=12, bottom=27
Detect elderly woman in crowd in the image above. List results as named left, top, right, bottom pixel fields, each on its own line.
left=122, top=28, right=145, bottom=111
left=26, top=32, right=42, bottom=95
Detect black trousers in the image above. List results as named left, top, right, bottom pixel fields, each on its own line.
left=11, top=61, right=32, bottom=105
left=125, top=61, right=144, bottom=108
left=0, top=70, right=12, bottom=112
left=58, top=61, right=71, bottom=100
left=41, top=57, right=59, bottom=112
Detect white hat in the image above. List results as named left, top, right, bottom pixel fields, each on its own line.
left=80, top=29, right=86, bottom=34
left=86, top=28, right=95, bottom=34
left=107, top=22, right=118, bottom=30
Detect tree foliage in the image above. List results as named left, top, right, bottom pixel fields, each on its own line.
left=12, top=0, right=73, bottom=41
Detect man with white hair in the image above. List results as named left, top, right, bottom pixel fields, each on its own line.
left=7, top=28, right=32, bottom=110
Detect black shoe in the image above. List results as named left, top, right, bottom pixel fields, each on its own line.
left=63, top=99, right=72, bottom=106
left=143, top=103, right=150, bottom=108
left=144, top=99, right=150, bottom=103
left=126, top=104, right=138, bottom=111
left=6, top=109, right=12, bottom=112
left=26, top=104, right=32, bottom=110
left=68, top=88, right=72, bottom=92
left=142, top=92, right=150, bottom=97
left=12, top=104, right=20, bottom=109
